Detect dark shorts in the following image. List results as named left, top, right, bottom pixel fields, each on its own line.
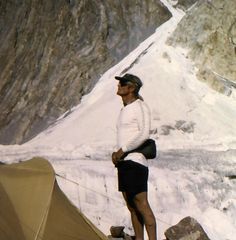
left=117, top=160, right=149, bottom=198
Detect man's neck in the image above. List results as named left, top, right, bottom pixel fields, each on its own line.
left=122, top=96, right=138, bottom=106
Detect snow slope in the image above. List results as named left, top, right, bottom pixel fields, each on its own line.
left=27, top=1, right=236, bottom=153
left=0, top=1, right=236, bottom=239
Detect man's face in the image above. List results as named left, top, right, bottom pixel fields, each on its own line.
left=117, top=81, right=133, bottom=96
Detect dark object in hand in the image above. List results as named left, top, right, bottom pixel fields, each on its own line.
left=122, top=139, right=156, bottom=159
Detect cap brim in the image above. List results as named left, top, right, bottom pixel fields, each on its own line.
left=115, top=76, right=125, bottom=81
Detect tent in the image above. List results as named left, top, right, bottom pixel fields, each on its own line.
left=0, top=157, right=107, bottom=240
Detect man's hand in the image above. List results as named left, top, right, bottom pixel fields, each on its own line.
left=112, top=148, right=124, bottom=166
left=116, top=148, right=124, bottom=159
left=112, top=152, right=118, bottom=166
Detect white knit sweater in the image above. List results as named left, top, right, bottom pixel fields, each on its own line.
left=116, top=99, right=151, bottom=166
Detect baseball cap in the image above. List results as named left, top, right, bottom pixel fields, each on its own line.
left=115, top=73, right=143, bottom=89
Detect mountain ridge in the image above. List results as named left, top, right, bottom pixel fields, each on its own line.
left=0, top=0, right=171, bottom=144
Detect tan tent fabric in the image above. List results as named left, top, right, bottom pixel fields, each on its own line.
left=0, top=157, right=107, bottom=240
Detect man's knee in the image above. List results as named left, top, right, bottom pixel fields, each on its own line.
left=126, top=203, right=136, bottom=213
left=133, top=198, right=155, bottom=220
left=133, top=197, right=149, bottom=212
left=123, top=196, right=136, bottom=212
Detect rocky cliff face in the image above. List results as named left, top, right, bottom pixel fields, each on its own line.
left=175, top=0, right=199, bottom=11
left=168, top=0, right=236, bottom=95
left=0, top=0, right=171, bottom=144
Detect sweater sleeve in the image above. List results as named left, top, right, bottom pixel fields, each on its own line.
left=121, top=101, right=151, bottom=152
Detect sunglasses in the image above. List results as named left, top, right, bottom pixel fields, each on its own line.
left=119, top=81, right=133, bottom=87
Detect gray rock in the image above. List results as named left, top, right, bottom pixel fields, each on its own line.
left=110, top=226, right=125, bottom=238
left=175, top=120, right=195, bottom=133
left=160, top=125, right=175, bottom=135
left=168, top=0, right=236, bottom=94
left=109, top=226, right=134, bottom=240
left=174, top=0, right=199, bottom=11
left=0, top=0, right=171, bottom=144
left=164, top=216, right=211, bottom=240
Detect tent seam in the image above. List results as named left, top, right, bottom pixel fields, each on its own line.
left=34, top=174, right=56, bottom=240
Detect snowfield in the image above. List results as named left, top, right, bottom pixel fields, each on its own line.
left=51, top=148, right=236, bottom=240
left=0, top=1, right=236, bottom=239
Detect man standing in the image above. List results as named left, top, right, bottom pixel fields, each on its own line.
left=112, top=73, right=157, bottom=240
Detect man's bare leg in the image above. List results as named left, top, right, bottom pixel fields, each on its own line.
left=122, top=192, right=144, bottom=240
left=133, top=192, right=157, bottom=240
